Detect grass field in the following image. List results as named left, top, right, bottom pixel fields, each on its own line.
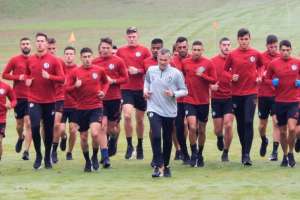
left=1, top=0, right=300, bottom=199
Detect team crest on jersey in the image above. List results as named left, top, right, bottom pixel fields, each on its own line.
left=291, top=64, right=298, bottom=71
left=43, top=62, right=50, bottom=69
left=148, top=112, right=154, bottom=118
left=135, top=52, right=141, bottom=57
left=29, top=103, right=34, bottom=108
left=212, top=111, right=216, bottom=117
left=185, top=110, right=189, bottom=116
left=108, top=64, right=115, bottom=70
left=92, top=72, right=98, bottom=79
left=249, top=56, right=256, bottom=63
left=197, top=66, right=206, bottom=73
left=167, top=76, right=173, bottom=82
left=0, top=89, right=5, bottom=95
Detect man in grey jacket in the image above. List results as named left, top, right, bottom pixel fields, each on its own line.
left=144, top=48, right=188, bottom=178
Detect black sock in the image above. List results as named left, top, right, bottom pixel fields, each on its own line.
left=126, top=137, right=133, bottom=147
left=52, top=143, right=58, bottom=152
left=83, top=151, right=90, bottom=162
left=190, top=144, right=197, bottom=154
left=198, top=145, right=204, bottom=156
left=92, top=148, right=98, bottom=158
left=273, top=142, right=279, bottom=153
left=137, top=138, right=143, bottom=147
left=217, top=135, right=223, bottom=141
left=224, top=149, right=229, bottom=154
left=261, top=135, right=267, bottom=143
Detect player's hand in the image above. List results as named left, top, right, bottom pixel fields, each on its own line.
left=42, top=70, right=50, bottom=79
left=25, top=78, right=33, bottom=86
left=143, top=90, right=152, bottom=100
left=75, top=78, right=82, bottom=88
left=232, top=74, right=239, bottom=82
left=98, top=91, right=105, bottom=99
left=164, top=89, right=174, bottom=97
left=5, top=102, right=11, bottom=109
left=107, top=76, right=116, bottom=84
left=19, top=74, right=25, bottom=81
left=210, top=83, right=219, bottom=91
left=128, top=66, right=139, bottom=75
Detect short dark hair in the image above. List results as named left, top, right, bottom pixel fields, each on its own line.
left=266, top=34, right=278, bottom=45
left=35, top=32, right=48, bottom=40
left=99, top=37, right=113, bottom=47
left=192, top=40, right=203, bottom=46
left=126, top=26, right=138, bottom=34
left=20, top=37, right=30, bottom=42
left=219, top=37, right=230, bottom=44
left=112, top=45, right=117, bottom=50
left=176, top=36, right=188, bottom=44
left=279, top=40, right=292, bottom=49
left=64, top=46, right=76, bottom=53
left=47, top=38, right=56, bottom=44
left=151, top=38, right=163, bottom=45
left=237, top=28, right=250, bottom=38
left=80, top=47, right=93, bottom=55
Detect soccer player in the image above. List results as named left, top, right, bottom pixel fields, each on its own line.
left=224, top=28, right=263, bottom=166
left=116, top=27, right=151, bottom=160
left=172, top=36, right=190, bottom=164
left=61, top=46, right=78, bottom=160
left=47, top=38, right=67, bottom=163
left=2, top=37, right=32, bottom=160
left=266, top=40, right=300, bottom=167
left=143, top=38, right=163, bottom=71
left=183, top=41, right=217, bottom=167
left=92, top=37, right=128, bottom=157
left=0, top=80, right=17, bottom=161
left=144, top=48, right=187, bottom=177
left=258, top=35, right=280, bottom=160
left=25, top=32, right=64, bottom=169
left=210, top=37, right=234, bottom=162
left=66, top=47, right=110, bottom=172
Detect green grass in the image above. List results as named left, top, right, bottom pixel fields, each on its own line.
left=1, top=0, right=300, bottom=199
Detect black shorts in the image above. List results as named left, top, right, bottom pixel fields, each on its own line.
left=275, top=102, right=299, bottom=126
left=184, top=103, right=209, bottom=123
left=103, top=99, right=121, bottom=122
left=0, top=123, right=6, bottom=138
left=55, top=100, right=64, bottom=113
left=14, top=98, right=29, bottom=119
left=258, top=96, right=275, bottom=120
left=211, top=98, right=233, bottom=119
left=62, top=108, right=78, bottom=124
left=77, top=108, right=103, bottom=132
left=121, top=90, right=146, bottom=111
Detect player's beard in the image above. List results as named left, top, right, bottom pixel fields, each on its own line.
left=22, top=47, right=31, bottom=55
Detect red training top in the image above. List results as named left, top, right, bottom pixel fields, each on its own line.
left=63, top=63, right=78, bottom=109
left=0, top=81, right=17, bottom=123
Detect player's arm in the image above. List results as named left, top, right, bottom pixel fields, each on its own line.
left=174, top=70, right=188, bottom=98
left=114, top=60, right=129, bottom=84
left=6, top=86, right=17, bottom=108
left=198, top=62, right=217, bottom=84
left=99, top=69, right=109, bottom=94
left=2, top=59, right=23, bottom=81
left=65, top=71, right=77, bottom=92
left=47, top=59, right=65, bottom=83
left=265, top=63, right=275, bottom=85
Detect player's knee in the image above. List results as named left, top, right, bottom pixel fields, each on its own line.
left=189, top=124, right=197, bottom=134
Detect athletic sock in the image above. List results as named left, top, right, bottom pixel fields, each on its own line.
left=126, top=137, right=133, bottom=147
left=261, top=135, right=268, bottom=143
left=137, top=138, right=143, bottom=148
left=190, top=144, right=197, bottom=153
left=224, top=149, right=229, bottom=154
left=273, top=142, right=279, bottom=153
left=52, top=143, right=58, bottom=152
left=101, top=148, right=109, bottom=159
left=92, top=148, right=99, bottom=158
left=198, top=145, right=204, bottom=156
left=83, top=151, right=90, bottom=162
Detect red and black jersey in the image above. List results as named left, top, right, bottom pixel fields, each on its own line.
left=143, top=56, right=157, bottom=72
left=0, top=81, right=17, bottom=123
left=55, top=57, right=66, bottom=101
left=182, top=56, right=217, bottom=105
left=224, top=48, right=263, bottom=96
left=63, top=63, right=78, bottom=109
left=210, top=54, right=232, bottom=99
left=66, top=65, right=109, bottom=110
left=2, top=54, right=29, bottom=99
left=116, top=44, right=151, bottom=90
left=266, top=57, right=300, bottom=102
left=92, top=55, right=128, bottom=100
left=258, top=51, right=280, bottom=97
left=26, top=53, right=65, bottom=103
